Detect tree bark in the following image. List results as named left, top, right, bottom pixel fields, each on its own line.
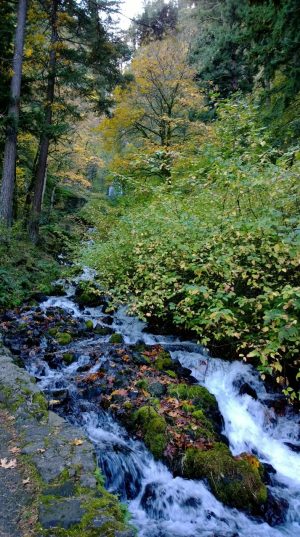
left=0, top=0, right=27, bottom=226
left=28, top=0, right=58, bottom=242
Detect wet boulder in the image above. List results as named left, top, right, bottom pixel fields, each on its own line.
left=85, top=320, right=94, bottom=330
left=101, top=315, right=114, bottom=325
left=56, top=332, right=72, bottom=346
left=94, top=324, right=114, bottom=336
left=148, top=381, right=166, bottom=398
left=183, top=444, right=267, bottom=515
left=132, top=406, right=168, bottom=459
left=109, top=333, right=124, bottom=344
left=238, top=382, right=258, bottom=400
left=260, top=490, right=289, bottom=526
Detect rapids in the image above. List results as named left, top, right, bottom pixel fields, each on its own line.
left=20, top=274, right=300, bottom=537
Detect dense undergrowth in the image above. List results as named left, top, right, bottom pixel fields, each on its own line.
left=82, top=98, right=300, bottom=401
left=0, top=191, right=87, bottom=309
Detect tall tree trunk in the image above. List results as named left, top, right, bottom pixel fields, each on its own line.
left=0, top=0, right=27, bottom=226
left=28, top=0, right=58, bottom=242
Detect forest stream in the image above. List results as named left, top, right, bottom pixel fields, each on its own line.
left=1, top=267, right=299, bottom=537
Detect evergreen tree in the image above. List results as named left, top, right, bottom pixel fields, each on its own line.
left=189, top=0, right=253, bottom=98
left=130, top=0, right=178, bottom=46
left=26, top=0, right=125, bottom=240
left=0, top=0, right=28, bottom=226
left=0, top=1, right=15, bottom=153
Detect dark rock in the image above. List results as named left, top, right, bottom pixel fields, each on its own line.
left=2, top=311, right=16, bottom=321
left=94, top=324, right=114, bottom=336
left=101, top=315, right=114, bottom=325
left=261, top=491, right=288, bottom=526
left=262, top=463, right=277, bottom=485
left=148, top=382, right=166, bottom=397
left=43, top=353, right=61, bottom=369
left=39, top=498, right=85, bottom=529
left=284, top=442, right=300, bottom=453
left=77, top=363, right=91, bottom=373
left=128, top=390, right=139, bottom=401
left=239, top=383, right=258, bottom=400
left=7, top=339, right=22, bottom=354
left=43, top=481, right=75, bottom=498
left=140, top=483, right=159, bottom=512
left=264, top=396, right=287, bottom=415
left=45, top=388, right=68, bottom=399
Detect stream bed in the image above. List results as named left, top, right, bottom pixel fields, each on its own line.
left=2, top=270, right=300, bottom=537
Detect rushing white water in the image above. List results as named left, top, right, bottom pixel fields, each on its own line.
left=30, top=284, right=300, bottom=536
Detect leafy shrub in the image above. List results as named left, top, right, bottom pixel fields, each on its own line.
left=83, top=97, right=300, bottom=400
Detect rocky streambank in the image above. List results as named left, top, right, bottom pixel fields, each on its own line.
left=0, top=340, right=134, bottom=537
left=1, top=302, right=282, bottom=522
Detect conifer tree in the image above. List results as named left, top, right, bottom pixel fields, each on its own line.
left=0, top=0, right=28, bottom=226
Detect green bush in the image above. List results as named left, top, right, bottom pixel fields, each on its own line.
left=83, top=97, right=300, bottom=401
left=0, top=226, right=60, bottom=308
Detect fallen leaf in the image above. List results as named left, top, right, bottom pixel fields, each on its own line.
left=111, top=389, right=128, bottom=397
left=36, top=448, right=46, bottom=454
left=0, top=458, right=17, bottom=469
left=9, top=447, right=21, bottom=454
left=72, top=438, right=84, bottom=446
left=48, top=399, right=61, bottom=406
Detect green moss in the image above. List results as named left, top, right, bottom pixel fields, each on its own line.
left=136, top=379, right=149, bottom=390
left=191, top=410, right=215, bottom=434
left=109, top=333, right=124, bottom=344
left=63, top=353, right=75, bottom=364
left=133, top=406, right=167, bottom=459
left=182, top=403, right=195, bottom=413
left=0, top=384, right=25, bottom=411
left=154, top=350, right=174, bottom=371
left=85, top=320, right=94, bottom=330
left=168, top=383, right=217, bottom=412
left=183, top=443, right=267, bottom=513
left=56, top=333, right=72, bottom=345
left=48, top=327, right=58, bottom=336
left=191, top=409, right=205, bottom=420
left=94, top=326, right=112, bottom=336
left=32, top=392, right=48, bottom=416
left=165, top=369, right=177, bottom=378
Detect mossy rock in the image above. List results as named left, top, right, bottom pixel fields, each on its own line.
left=167, top=383, right=218, bottom=413
left=56, top=333, right=72, bottom=346
left=148, top=381, right=166, bottom=397
left=94, top=325, right=113, bottom=336
left=154, top=350, right=174, bottom=371
left=48, top=327, right=58, bottom=336
left=136, top=379, right=149, bottom=391
left=63, top=353, right=75, bottom=365
left=133, top=405, right=167, bottom=459
left=183, top=443, right=267, bottom=513
left=165, top=369, right=177, bottom=378
left=85, top=320, right=94, bottom=330
left=109, top=333, right=124, bottom=345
